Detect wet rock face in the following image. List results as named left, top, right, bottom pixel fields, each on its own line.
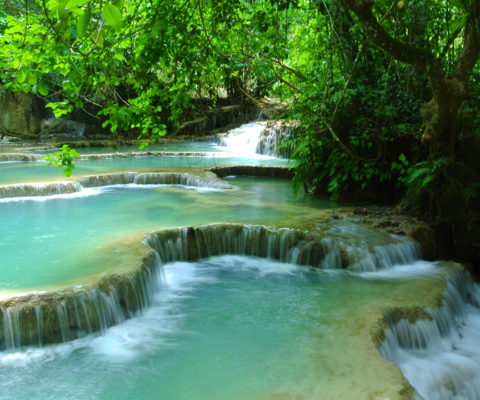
left=0, top=89, right=45, bottom=138
left=209, top=165, right=293, bottom=179
left=258, top=120, right=297, bottom=158
left=326, top=207, right=438, bottom=260
left=40, top=119, right=86, bottom=138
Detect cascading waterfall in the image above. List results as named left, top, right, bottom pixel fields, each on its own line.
left=0, top=249, right=163, bottom=350
left=145, top=224, right=420, bottom=270
left=0, top=172, right=232, bottom=200
left=2, top=221, right=480, bottom=399
left=218, top=122, right=290, bottom=157
left=380, top=270, right=480, bottom=399
left=219, top=123, right=265, bottom=155
left=0, top=181, right=83, bottom=199
left=0, top=153, right=42, bottom=162
left=0, top=223, right=419, bottom=351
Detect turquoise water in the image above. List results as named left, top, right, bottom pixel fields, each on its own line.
left=2, top=123, right=476, bottom=399
left=26, top=141, right=225, bottom=154
left=0, top=177, right=334, bottom=289
left=0, top=256, right=439, bottom=400
left=0, top=155, right=288, bottom=185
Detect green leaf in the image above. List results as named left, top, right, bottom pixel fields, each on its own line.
left=398, top=153, right=408, bottom=166
left=28, top=72, right=38, bottom=85
left=77, top=9, right=91, bottom=38
left=446, top=0, right=466, bottom=9
left=67, top=0, right=92, bottom=7
left=62, top=168, right=73, bottom=177
left=49, top=0, right=69, bottom=14
left=17, top=70, right=26, bottom=83
left=450, top=14, right=467, bottom=33
left=38, top=81, right=49, bottom=96
left=103, top=4, right=122, bottom=32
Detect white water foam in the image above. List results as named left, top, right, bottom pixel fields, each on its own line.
left=380, top=273, right=480, bottom=399
left=356, top=260, right=440, bottom=280
left=220, top=123, right=265, bottom=155
left=0, top=187, right=102, bottom=203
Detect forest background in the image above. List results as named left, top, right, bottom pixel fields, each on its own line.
left=0, top=0, right=479, bottom=269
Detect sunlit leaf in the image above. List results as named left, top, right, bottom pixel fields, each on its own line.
left=103, top=4, right=122, bottom=32
left=77, top=9, right=91, bottom=38
left=17, top=70, right=26, bottom=83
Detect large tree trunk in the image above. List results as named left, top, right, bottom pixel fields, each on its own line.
left=420, top=76, right=468, bottom=151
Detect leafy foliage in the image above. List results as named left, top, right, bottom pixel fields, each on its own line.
left=41, top=145, right=80, bottom=177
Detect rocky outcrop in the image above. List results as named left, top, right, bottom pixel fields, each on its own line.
left=0, top=88, right=45, bottom=138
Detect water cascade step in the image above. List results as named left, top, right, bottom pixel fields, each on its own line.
left=0, top=153, right=42, bottom=162
left=0, top=172, right=232, bottom=199
left=0, top=223, right=419, bottom=350
left=218, top=122, right=292, bottom=157
left=379, top=269, right=480, bottom=399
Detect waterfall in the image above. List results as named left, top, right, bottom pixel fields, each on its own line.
left=0, top=153, right=42, bottom=162
left=0, top=248, right=163, bottom=350
left=218, top=122, right=292, bottom=158
left=132, top=172, right=232, bottom=189
left=380, top=270, right=480, bottom=399
left=0, top=172, right=232, bottom=200
left=78, top=172, right=137, bottom=187
left=219, top=123, right=265, bottom=155
left=0, top=182, right=83, bottom=199
left=145, top=224, right=419, bottom=271
left=0, top=223, right=419, bottom=350
left=4, top=221, right=478, bottom=399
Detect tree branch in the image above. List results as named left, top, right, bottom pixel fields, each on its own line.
left=341, top=0, right=435, bottom=71
left=454, top=6, right=480, bottom=82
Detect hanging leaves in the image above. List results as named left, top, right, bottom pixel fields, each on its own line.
left=76, top=9, right=91, bottom=38
left=102, top=3, right=122, bottom=32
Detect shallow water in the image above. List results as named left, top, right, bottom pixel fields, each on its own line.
left=0, top=177, right=335, bottom=289
left=0, top=154, right=288, bottom=185
left=2, top=122, right=480, bottom=399
left=0, top=255, right=446, bottom=400
left=29, top=141, right=225, bottom=155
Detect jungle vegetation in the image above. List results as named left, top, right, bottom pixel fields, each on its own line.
left=0, top=0, right=479, bottom=266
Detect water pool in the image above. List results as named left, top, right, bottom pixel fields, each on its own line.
left=2, top=122, right=480, bottom=399
left=0, top=255, right=444, bottom=400
left=0, top=155, right=289, bottom=185
left=0, top=177, right=335, bottom=289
